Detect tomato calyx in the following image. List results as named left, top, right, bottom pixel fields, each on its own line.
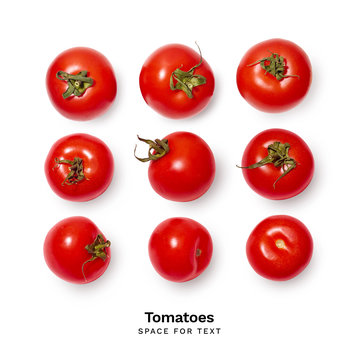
left=134, top=135, right=169, bottom=162
left=247, top=52, right=300, bottom=81
left=82, top=234, right=111, bottom=281
left=56, top=70, right=94, bottom=99
left=170, top=43, right=206, bottom=99
left=53, top=157, right=87, bottom=185
left=239, top=142, right=297, bottom=188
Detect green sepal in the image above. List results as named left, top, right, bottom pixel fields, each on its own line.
left=56, top=70, right=94, bottom=99
left=81, top=234, right=111, bottom=282
left=248, top=52, right=300, bottom=81
left=134, top=136, right=169, bottom=162
left=169, top=43, right=207, bottom=98
left=53, top=157, right=87, bottom=185
left=238, top=141, right=297, bottom=188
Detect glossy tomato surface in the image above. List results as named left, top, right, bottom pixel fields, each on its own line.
left=236, top=38, right=312, bottom=113
left=241, top=129, right=314, bottom=200
left=246, top=215, right=313, bottom=281
left=139, top=43, right=215, bottom=119
left=46, top=47, right=117, bottom=120
left=147, top=131, right=215, bottom=201
left=45, top=133, right=114, bottom=202
left=44, top=216, right=111, bottom=284
left=149, top=217, right=213, bottom=282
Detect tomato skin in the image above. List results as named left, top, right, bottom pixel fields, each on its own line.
left=44, top=216, right=111, bottom=284
left=246, top=215, right=313, bottom=281
left=242, top=129, right=314, bottom=200
left=46, top=47, right=117, bottom=121
left=236, top=38, right=312, bottom=113
left=149, top=217, right=213, bottom=282
left=147, top=132, right=215, bottom=202
left=139, top=44, right=215, bottom=119
left=45, top=133, right=114, bottom=202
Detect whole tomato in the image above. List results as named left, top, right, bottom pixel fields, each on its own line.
left=246, top=215, right=313, bottom=281
left=46, top=47, right=117, bottom=120
left=139, top=43, right=215, bottom=119
left=135, top=131, right=215, bottom=202
left=45, top=133, right=114, bottom=202
left=236, top=38, right=312, bottom=113
left=240, top=128, right=314, bottom=200
left=149, top=217, right=213, bottom=282
left=44, top=216, right=111, bottom=284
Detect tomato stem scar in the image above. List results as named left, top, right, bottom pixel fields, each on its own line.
left=275, top=239, right=287, bottom=249
left=238, top=142, right=297, bottom=188
left=53, top=157, right=87, bottom=185
left=169, top=42, right=207, bottom=99
left=134, top=135, right=169, bottom=162
left=82, top=234, right=111, bottom=282
left=247, top=52, right=300, bottom=81
left=56, top=70, right=94, bottom=98
left=196, top=249, right=202, bottom=257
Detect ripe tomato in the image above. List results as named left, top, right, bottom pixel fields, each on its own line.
left=149, top=217, right=213, bottom=282
left=139, top=43, right=215, bottom=119
left=246, top=215, right=313, bottom=281
left=236, top=38, right=312, bottom=113
left=44, top=216, right=111, bottom=284
left=135, top=131, right=215, bottom=202
left=46, top=47, right=117, bottom=120
left=45, top=133, right=114, bottom=202
left=240, top=128, right=314, bottom=200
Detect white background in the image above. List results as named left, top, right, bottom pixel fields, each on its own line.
left=1, top=0, right=361, bottom=359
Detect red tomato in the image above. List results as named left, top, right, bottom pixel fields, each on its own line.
left=46, top=47, right=117, bottom=120
left=236, top=38, right=312, bottom=113
left=45, top=133, right=114, bottom=202
left=149, top=217, right=213, bottom=282
left=135, top=131, right=215, bottom=202
left=246, top=215, right=313, bottom=281
left=139, top=43, right=215, bottom=119
left=44, top=216, right=111, bottom=284
left=241, top=128, right=314, bottom=200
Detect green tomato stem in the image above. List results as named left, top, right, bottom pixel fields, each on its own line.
left=238, top=142, right=297, bottom=188
left=56, top=70, right=94, bottom=98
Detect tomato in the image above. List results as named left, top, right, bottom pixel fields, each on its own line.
left=240, top=128, right=314, bottom=200
left=139, top=43, right=215, bottom=119
left=149, top=217, right=213, bottom=282
left=44, top=216, right=111, bottom=284
left=45, top=133, right=114, bottom=202
left=46, top=47, right=117, bottom=120
left=135, top=131, right=215, bottom=202
left=246, top=215, right=313, bottom=281
left=236, top=38, right=312, bottom=113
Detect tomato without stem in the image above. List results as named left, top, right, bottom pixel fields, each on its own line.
left=135, top=131, right=215, bottom=202
left=44, top=216, right=111, bottom=284
left=241, top=128, right=314, bottom=200
left=149, top=217, right=213, bottom=282
left=139, top=43, right=215, bottom=119
left=45, top=133, right=114, bottom=202
left=236, top=38, right=312, bottom=113
left=246, top=215, right=313, bottom=281
left=46, top=47, right=117, bottom=120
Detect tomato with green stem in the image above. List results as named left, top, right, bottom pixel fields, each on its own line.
left=246, top=215, right=313, bottom=281
left=44, top=216, right=111, bottom=284
left=236, top=38, right=312, bottom=113
left=45, top=133, right=114, bottom=202
left=134, top=131, right=215, bottom=202
left=139, top=43, right=215, bottom=119
left=240, top=128, right=314, bottom=200
left=46, top=47, right=117, bottom=120
left=149, top=217, right=213, bottom=282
